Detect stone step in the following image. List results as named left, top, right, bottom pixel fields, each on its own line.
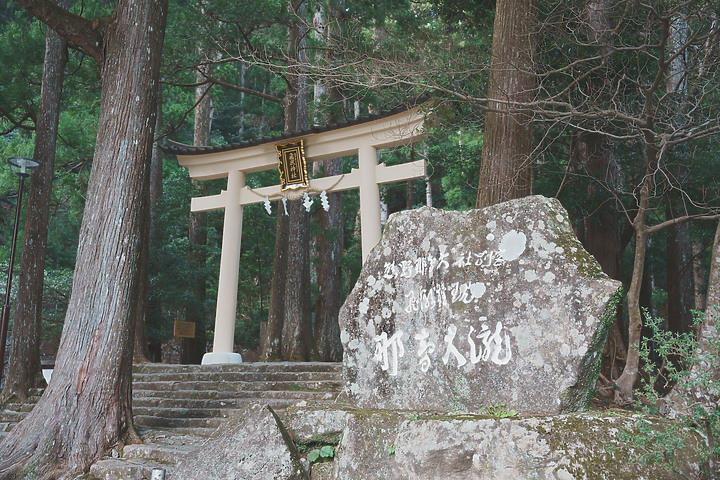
left=132, top=369, right=341, bottom=383
left=138, top=425, right=218, bottom=438
left=133, top=361, right=342, bottom=374
left=0, top=410, right=26, bottom=423
left=132, top=396, right=323, bottom=420
left=89, top=432, right=207, bottom=479
left=123, top=442, right=198, bottom=465
left=7, top=362, right=344, bottom=480
left=133, top=379, right=342, bottom=393
left=1, top=402, right=38, bottom=413
left=133, top=391, right=337, bottom=411
left=89, top=457, right=171, bottom=480
left=0, top=390, right=45, bottom=436
left=133, top=389, right=338, bottom=404
left=133, top=406, right=242, bottom=419
left=134, top=414, right=225, bottom=430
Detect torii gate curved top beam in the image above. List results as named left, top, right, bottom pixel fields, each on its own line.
left=168, top=102, right=431, bottom=365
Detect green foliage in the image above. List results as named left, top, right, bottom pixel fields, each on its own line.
left=42, top=268, right=73, bottom=341
left=306, top=445, right=334, bottom=464
left=483, top=403, right=518, bottom=419
left=433, top=128, right=481, bottom=210
left=0, top=10, right=45, bottom=130
left=629, top=310, right=720, bottom=475
left=616, top=418, right=689, bottom=470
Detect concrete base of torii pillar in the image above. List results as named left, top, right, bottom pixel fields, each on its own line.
left=202, top=351, right=243, bottom=365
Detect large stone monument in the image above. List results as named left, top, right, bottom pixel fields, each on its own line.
left=340, top=195, right=621, bottom=414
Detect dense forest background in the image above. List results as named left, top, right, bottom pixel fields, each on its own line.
left=0, top=0, right=718, bottom=391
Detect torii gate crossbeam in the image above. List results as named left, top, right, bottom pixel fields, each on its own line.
left=170, top=105, right=429, bottom=364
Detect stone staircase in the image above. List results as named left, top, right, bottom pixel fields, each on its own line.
left=0, top=387, right=43, bottom=443
left=0, top=362, right=343, bottom=479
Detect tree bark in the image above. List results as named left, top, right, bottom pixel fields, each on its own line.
left=573, top=130, right=627, bottom=381
left=261, top=209, right=289, bottom=361
left=664, top=11, right=695, bottom=338
left=314, top=157, right=344, bottom=362
left=476, top=0, right=536, bottom=208
left=281, top=200, right=316, bottom=361
left=261, top=0, right=317, bottom=361
left=181, top=63, right=213, bottom=365
left=693, top=240, right=707, bottom=311
left=132, top=135, right=162, bottom=364
left=0, top=0, right=167, bottom=476
left=1, top=0, right=68, bottom=402
left=133, top=99, right=163, bottom=364
left=666, top=195, right=695, bottom=336
left=614, top=137, right=659, bottom=402
left=664, top=220, right=720, bottom=416
left=312, top=2, right=345, bottom=362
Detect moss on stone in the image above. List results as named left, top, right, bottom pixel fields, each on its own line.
left=550, top=213, right=606, bottom=280
left=560, top=288, right=623, bottom=413
left=534, top=413, right=702, bottom=479
left=302, top=404, right=703, bottom=479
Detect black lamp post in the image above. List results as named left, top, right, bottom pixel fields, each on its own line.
left=0, top=156, right=40, bottom=385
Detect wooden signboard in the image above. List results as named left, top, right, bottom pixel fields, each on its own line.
left=174, top=320, right=196, bottom=339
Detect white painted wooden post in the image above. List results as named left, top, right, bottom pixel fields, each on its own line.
left=358, top=144, right=382, bottom=262
left=202, top=169, right=245, bottom=365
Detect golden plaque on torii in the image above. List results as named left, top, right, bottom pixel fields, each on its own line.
left=275, top=139, right=309, bottom=191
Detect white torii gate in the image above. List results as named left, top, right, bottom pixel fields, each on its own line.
left=171, top=104, right=428, bottom=365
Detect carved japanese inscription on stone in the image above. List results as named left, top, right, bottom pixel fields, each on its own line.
left=339, top=196, right=621, bottom=415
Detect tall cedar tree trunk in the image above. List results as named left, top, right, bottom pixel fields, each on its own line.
left=664, top=13, right=695, bottom=339
left=262, top=211, right=289, bottom=360
left=0, top=1, right=167, bottom=477
left=574, top=130, right=627, bottom=380
left=182, top=65, right=212, bottom=364
left=575, top=135, right=622, bottom=275
left=136, top=129, right=165, bottom=363
left=665, top=220, right=720, bottom=416
left=314, top=155, right=344, bottom=361
left=476, top=0, right=536, bottom=208
left=694, top=240, right=707, bottom=310
left=262, top=0, right=318, bottom=361
left=666, top=193, right=695, bottom=336
left=578, top=0, right=627, bottom=381
left=133, top=104, right=163, bottom=364
left=614, top=135, right=659, bottom=402
left=313, top=1, right=345, bottom=361
left=1, top=1, right=68, bottom=401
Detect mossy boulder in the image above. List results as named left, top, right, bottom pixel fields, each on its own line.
left=332, top=410, right=703, bottom=479
left=340, top=196, right=621, bottom=414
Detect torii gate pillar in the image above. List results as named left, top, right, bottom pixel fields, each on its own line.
left=170, top=104, right=430, bottom=364
left=212, top=169, right=245, bottom=358
left=358, top=144, right=382, bottom=259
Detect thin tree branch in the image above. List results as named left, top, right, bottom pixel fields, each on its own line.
left=647, top=213, right=720, bottom=235
left=200, top=72, right=283, bottom=104
left=15, top=0, right=106, bottom=64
